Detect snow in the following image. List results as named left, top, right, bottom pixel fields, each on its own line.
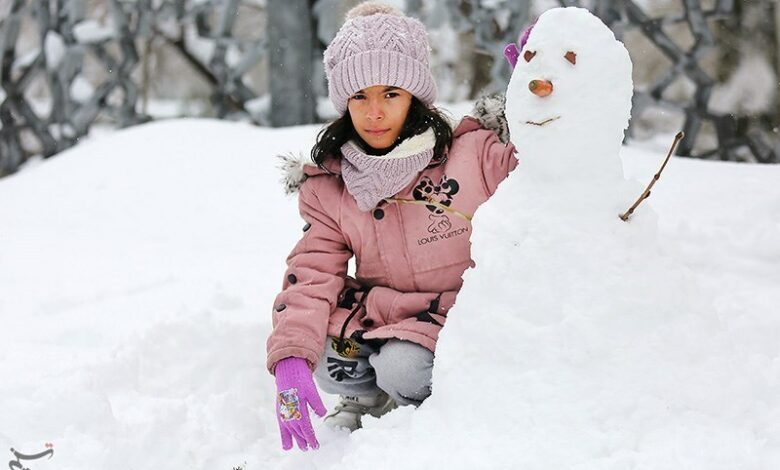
left=709, top=52, right=778, bottom=115
left=2, top=104, right=780, bottom=469
left=69, top=76, right=94, bottom=103
left=428, top=23, right=471, bottom=103
left=11, top=48, right=41, bottom=74
left=73, top=20, right=115, bottom=44
left=184, top=24, right=216, bottom=72
left=138, top=99, right=210, bottom=119
left=44, top=32, right=66, bottom=70
left=316, top=96, right=339, bottom=121
left=225, top=44, right=243, bottom=69
left=245, top=95, right=270, bottom=114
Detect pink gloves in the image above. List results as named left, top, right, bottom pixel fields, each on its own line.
left=274, top=357, right=327, bottom=451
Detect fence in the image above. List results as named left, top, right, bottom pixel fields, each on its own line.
left=0, top=0, right=777, bottom=176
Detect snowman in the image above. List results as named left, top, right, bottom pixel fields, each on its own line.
left=401, top=6, right=716, bottom=463
left=502, top=6, right=636, bottom=211
left=448, top=6, right=672, bottom=330
left=330, top=8, right=773, bottom=468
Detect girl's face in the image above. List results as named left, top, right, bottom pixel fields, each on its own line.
left=347, top=85, right=413, bottom=153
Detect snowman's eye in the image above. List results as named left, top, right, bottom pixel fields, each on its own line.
left=524, top=50, right=536, bottom=62
left=565, top=51, right=577, bottom=65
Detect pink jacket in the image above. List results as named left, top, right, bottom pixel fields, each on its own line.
left=266, top=117, right=518, bottom=373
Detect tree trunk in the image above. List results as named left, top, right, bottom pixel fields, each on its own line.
left=268, top=0, right=316, bottom=127
left=775, top=0, right=780, bottom=123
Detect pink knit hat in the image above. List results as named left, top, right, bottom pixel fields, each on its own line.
left=324, top=2, right=437, bottom=115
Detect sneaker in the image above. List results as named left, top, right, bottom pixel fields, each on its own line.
left=324, top=391, right=397, bottom=431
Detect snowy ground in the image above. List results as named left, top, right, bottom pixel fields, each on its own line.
left=1, top=112, right=779, bottom=469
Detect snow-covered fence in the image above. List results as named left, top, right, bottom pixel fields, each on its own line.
left=1, top=0, right=147, bottom=175
left=434, top=0, right=530, bottom=95
left=0, top=0, right=268, bottom=176
left=412, top=0, right=777, bottom=162
left=1, top=0, right=777, bottom=175
left=561, top=0, right=778, bottom=163
left=409, top=1, right=530, bottom=100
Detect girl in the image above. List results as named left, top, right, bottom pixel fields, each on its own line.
left=267, top=2, right=518, bottom=451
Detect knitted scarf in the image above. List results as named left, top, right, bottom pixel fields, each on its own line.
left=340, top=129, right=436, bottom=212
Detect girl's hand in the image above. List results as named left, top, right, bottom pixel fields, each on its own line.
left=274, top=357, right=327, bottom=451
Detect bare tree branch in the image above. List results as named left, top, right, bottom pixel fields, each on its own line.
left=620, top=131, right=684, bottom=222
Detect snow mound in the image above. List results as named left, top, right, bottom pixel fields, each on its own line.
left=1, top=113, right=779, bottom=469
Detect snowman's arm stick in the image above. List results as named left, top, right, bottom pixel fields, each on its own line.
left=619, top=131, right=684, bottom=222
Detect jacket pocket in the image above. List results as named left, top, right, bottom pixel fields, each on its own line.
left=355, top=258, right=387, bottom=286
left=364, top=288, right=443, bottom=326
left=407, top=216, right=473, bottom=274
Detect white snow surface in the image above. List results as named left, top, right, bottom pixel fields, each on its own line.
left=1, top=114, right=780, bottom=469
left=69, top=76, right=95, bottom=103
left=44, top=32, right=66, bottom=71
left=73, top=20, right=115, bottom=44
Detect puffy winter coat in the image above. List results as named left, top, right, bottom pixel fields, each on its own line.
left=266, top=116, right=518, bottom=373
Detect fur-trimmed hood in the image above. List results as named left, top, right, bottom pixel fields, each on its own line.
left=278, top=93, right=508, bottom=195
left=470, top=91, right=509, bottom=144
left=278, top=152, right=330, bottom=196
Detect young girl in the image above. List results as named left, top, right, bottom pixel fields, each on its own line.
left=267, top=2, right=517, bottom=451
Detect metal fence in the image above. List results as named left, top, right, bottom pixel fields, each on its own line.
left=0, top=0, right=777, bottom=176
left=565, top=0, right=778, bottom=162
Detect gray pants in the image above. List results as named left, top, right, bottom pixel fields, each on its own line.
left=314, top=336, right=434, bottom=406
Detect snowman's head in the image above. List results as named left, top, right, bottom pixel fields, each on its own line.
left=504, top=7, right=633, bottom=182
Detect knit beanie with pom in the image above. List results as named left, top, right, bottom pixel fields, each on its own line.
left=323, top=2, right=437, bottom=115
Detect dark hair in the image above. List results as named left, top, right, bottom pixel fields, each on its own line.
left=311, top=97, right=454, bottom=171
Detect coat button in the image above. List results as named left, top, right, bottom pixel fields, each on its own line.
left=302, top=222, right=311, bottom=232
left=287, top=274, right=297, bottom=284
left=361, top=318, right=374, bottom=327
left=373, top=208, right=384, bottom=220
left=275, top=303, right=286, bottom=312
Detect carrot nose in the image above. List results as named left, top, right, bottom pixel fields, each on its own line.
left=529, top=79, right=553, bottom=97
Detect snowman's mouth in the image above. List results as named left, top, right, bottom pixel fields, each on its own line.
left=526, top=116, right=561, bottom=126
